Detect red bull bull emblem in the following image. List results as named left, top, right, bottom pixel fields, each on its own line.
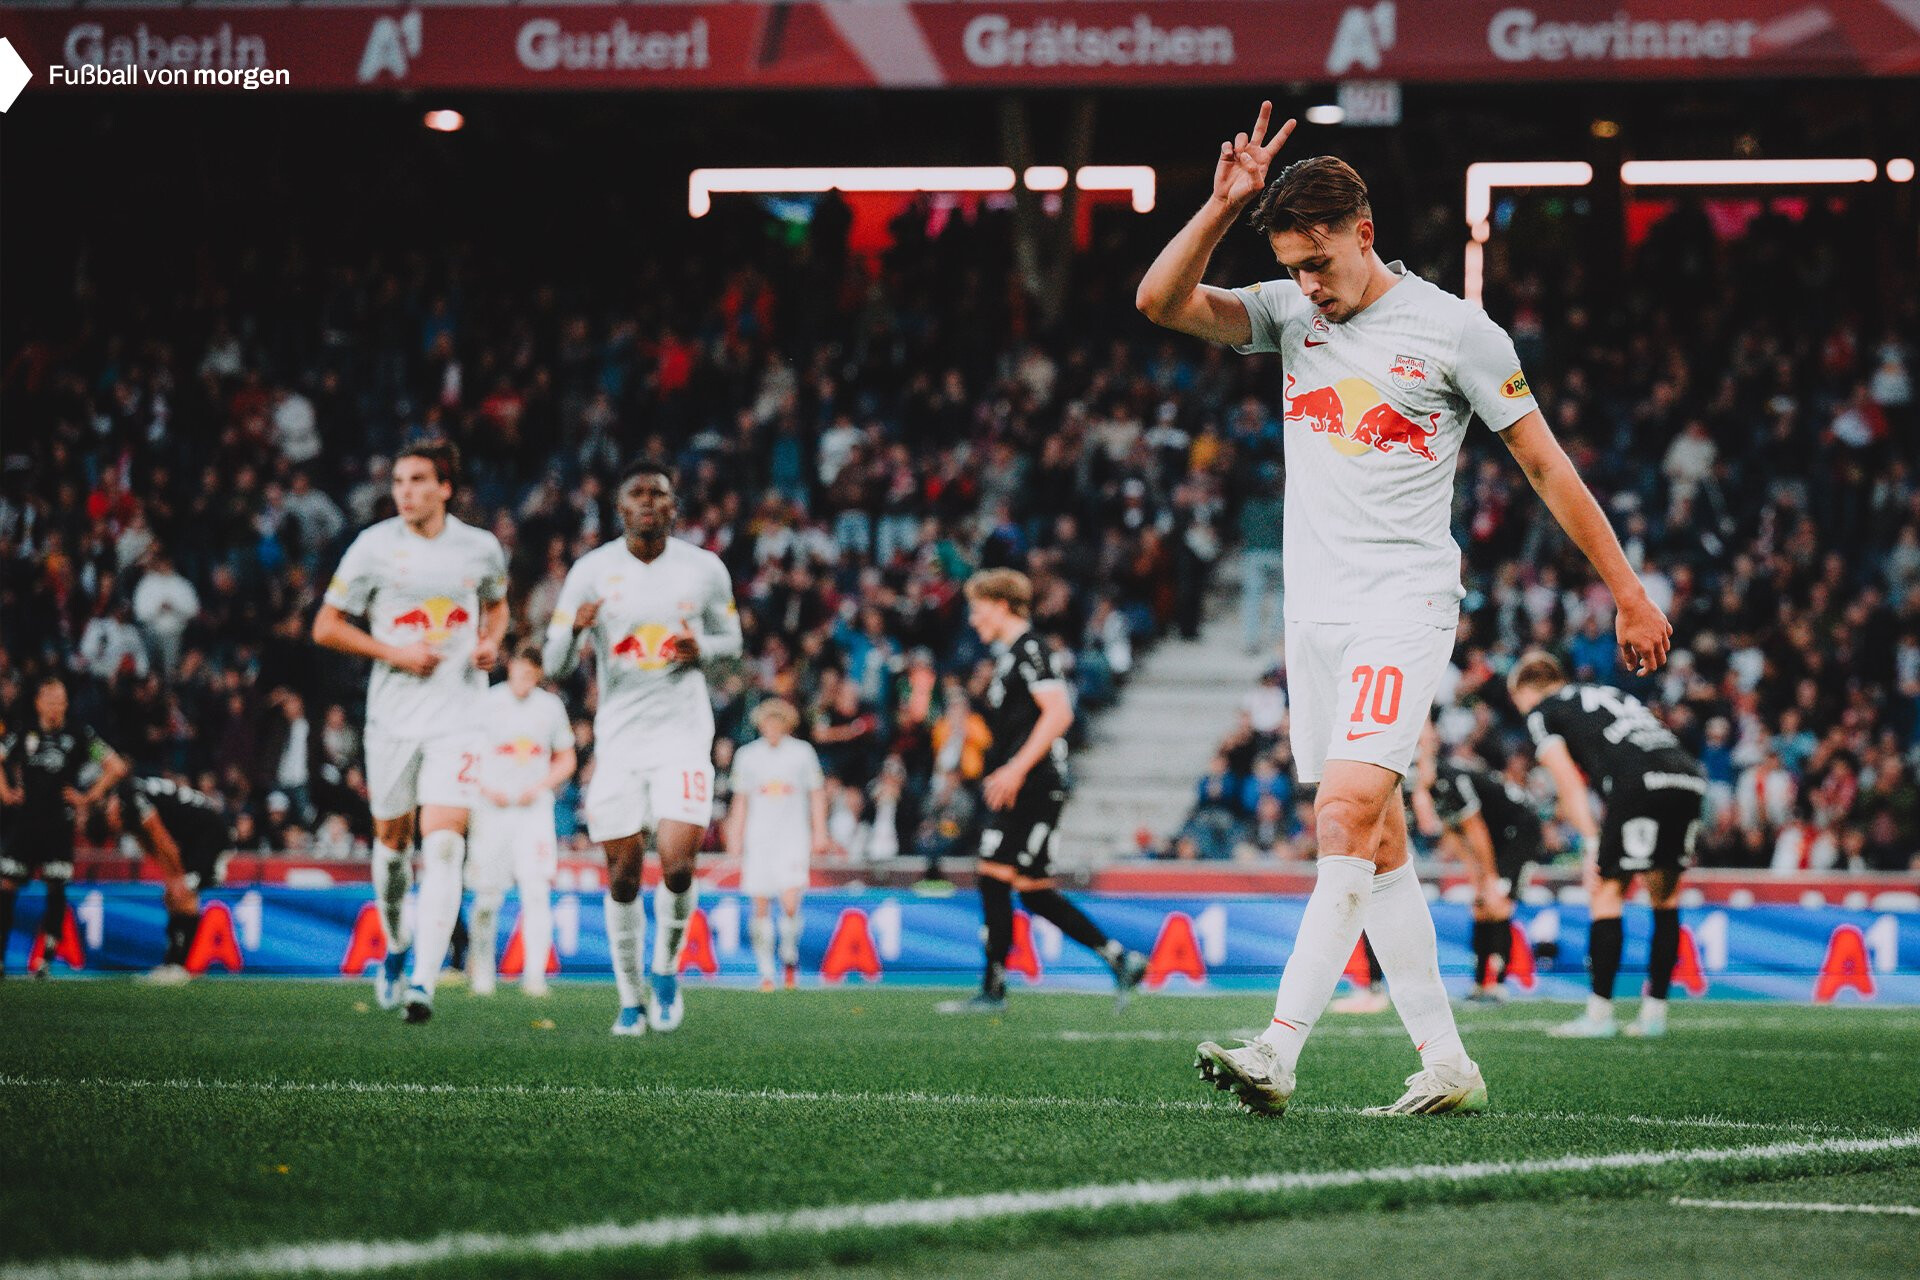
left=1283, top=374, right=1441, bottom=463
left=612, top=623, right=679, bottom=670
left=495, top=737, right=545, bottom=761
left=1388, top=355, right=1427, bottom=391
left=760, top=780, right=797, bottom=797
left=390, top=596, right=471, bottom=644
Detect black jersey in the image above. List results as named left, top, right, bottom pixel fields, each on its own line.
left=1431, top=761, right=1542, bottom=853
left=130, top=775, right=228, bottom=849
left=1, top=721, right=115, bottom=819
left=1525, top=683, right=1702, bottom=793
left=983, top=629, right=1069, bottom=794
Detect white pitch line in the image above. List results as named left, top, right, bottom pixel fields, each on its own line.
left=5, top=1133, right=1917, bottom=1280
left=1671, top=1197, right=1920, bottom=1216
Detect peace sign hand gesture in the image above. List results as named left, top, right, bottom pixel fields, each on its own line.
left=1213, top=100, right=1296, bottom=211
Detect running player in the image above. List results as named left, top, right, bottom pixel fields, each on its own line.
left=1413, top=726, right=1543, bottom=1004
left=1138, top=102, right=1671, bottom=1115
left=544, top=461, right=742, bottom=1035
left=468, top=643, right=576, bottom=997
left=725, top=699, right=829, bottom=990
left=0, top=676, right=129, bottom=978
left=1508, top=652, right=1706, bottom=1039
left=941, top=569, right=1148, bottom=1014
left=100, top=774, right=230, bottom=984
left=312, top=440, right=508, bottom=1022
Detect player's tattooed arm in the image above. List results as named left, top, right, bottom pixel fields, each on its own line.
left=472, top=599, right=509, bottom=671
left=542, top=576, right=599, bottom=678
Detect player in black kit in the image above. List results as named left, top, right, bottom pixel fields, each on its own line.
left=0, top=676, right=130, bottom=978
left=1509, top=651, right=1705, bottom=1039
left=940, top=570, right=1148, bottom=1014
left=1413, top=725, right=1543, bottom=1004
left=99, top=774, right=232, bottom=983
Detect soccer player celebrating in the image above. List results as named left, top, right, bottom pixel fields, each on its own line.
left=100, top=774, right=230, bottom=984
left=1412, top=725, right=1543, bottom=1004
left=468, top=644, right=576, bottom=997
left=1137, top=102, right=1671, bottom=1115
left=544, top=461, right=742, bottom=1035
left=943, top=569, right=1148, bottom=1014
left=1508, top=652, right=1705, bottom=1039
left=725, top=699, right=829, bottom=990
left=0, top=676, right=129, bottom=979
left=312, top=441, right=508, bottom=1022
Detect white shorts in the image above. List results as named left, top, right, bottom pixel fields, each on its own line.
left=366, top=730, right=478, bottom=821
left=1285, top=618, right=1455, bottom=784
left=741, top=841, right=811, bottom=898
left=585, top=742, right=714, bottom=842
left=467, top=802, right=559, bottom=894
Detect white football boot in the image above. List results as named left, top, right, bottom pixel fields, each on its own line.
left=1362, top=1060, right=1488, bottom=1116
left=1194, top=1039, right=1296, bottom=1116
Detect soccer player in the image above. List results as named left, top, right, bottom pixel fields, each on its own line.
left=725, top=699, right=829, bottom=990
left=100, top=774, right=230, bottom=984
left=942, top=569, right=1148, bottom=1014
left=0, top=676, right=129, bottom=979
left=544, top=461, right=742, bottom=1035
left=312, top=441, right=508, bottom=1022
left=1137, top=101, right=1671, bottom=1115
left=468, top=643, right=576, bottom=997
left=1508, top=652, right=1706, bottom=1039
left=1412, top=726, right=1543, bottom=1004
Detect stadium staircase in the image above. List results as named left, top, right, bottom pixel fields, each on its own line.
left=1056, top=556, right=1271, bottom=868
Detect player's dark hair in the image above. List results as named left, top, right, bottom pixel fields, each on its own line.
left=619, top=459, right=676, bottom=493
left=1248, top=156, right=1372, bottom=243
left=964, top=568, right=1034, bottom=619
left=1507, top=649, right=1568, bottom=695
left=396, top=439, right=461, bottom=492
left=512, top=641, right=545, bottom=668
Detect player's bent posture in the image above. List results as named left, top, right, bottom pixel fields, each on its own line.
left=725, top=699, right=829, bottom=990
left=1138, top=102, right=1671, bottom=1115
left=312, top=441, right=508, bottom=1022
left=0, top=676, right=129, bottom=979
left=1413, top=725, right=1543, bottom=1004
left=545, top=461, right=742, bottom=1035
left=1509, top=652, right=1705, bottom=1039
left=101, top=775, right=231, bottom=984
left=469, top=644, right=576, bottom=997
left=942, top=570, right=1147, bottom=1014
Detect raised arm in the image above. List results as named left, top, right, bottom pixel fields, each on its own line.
left=1135, top=100, right=1295, bottom=345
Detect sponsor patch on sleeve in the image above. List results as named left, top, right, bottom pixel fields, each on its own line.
left=1501, top=371, right=1531, bottom=399
left=1246, top=282, right=1262, bottom=294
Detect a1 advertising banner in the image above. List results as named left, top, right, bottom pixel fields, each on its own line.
left=3, top=1, right=1917, bottom=92
left=6, top=885, right=1916, bottom=1004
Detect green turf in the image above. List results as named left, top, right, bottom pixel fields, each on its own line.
left=2, top=980, right=1916, bottom=1279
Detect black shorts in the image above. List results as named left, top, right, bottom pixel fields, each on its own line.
left=0, top=813, right=76, bottom=881
left=1598, top=772, right=1706, bottom=879
left=980, top=787, right=1066, bottom=885
left=179, top=831, right=224, bottom=892
left=1494, top=836, right=1543, bottom=895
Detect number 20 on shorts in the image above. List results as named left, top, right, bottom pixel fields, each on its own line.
left=1349, top=664, right=1404, bottom=727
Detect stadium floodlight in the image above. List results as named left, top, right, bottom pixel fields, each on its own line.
left=690, top=164, right=1155, bottom=216
left=1462, top=162, right=1593, bottom=305
left=1891, top=159, right=1917, bottom=183
left=1620, top=158, right=1878, bottom=186
left=422, top=110, right=464, bottom=133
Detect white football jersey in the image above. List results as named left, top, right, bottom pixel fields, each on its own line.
left=1232, top=262, right=1539, bottom=626
left=544, top=537, right=741, bottom=752
left=733, top=736, right=825, bottom=860
left=474, top=683, right=573, bottom=799
left=323, top=516, right=508, bottom=736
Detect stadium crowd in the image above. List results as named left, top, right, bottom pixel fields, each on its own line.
left=1179, top=197, right=1920, bottom=874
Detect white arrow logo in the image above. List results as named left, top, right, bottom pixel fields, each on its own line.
left=0, top=38, right=32, bottom=112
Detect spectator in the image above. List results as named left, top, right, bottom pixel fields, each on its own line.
left=131, top=551, right=200, bottom=676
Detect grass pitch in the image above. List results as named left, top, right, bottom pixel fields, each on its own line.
left=2, top=980, right=1916, bottom=1279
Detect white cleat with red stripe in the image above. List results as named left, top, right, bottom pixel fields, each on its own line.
left=1362, top=1060, right=1488, bottom=1116
left=1194, top=1039, right=1296, bottom=1116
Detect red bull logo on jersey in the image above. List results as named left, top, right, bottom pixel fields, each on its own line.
left=758, top=780, right=797, bottom=798
left=610, top=622, right=679, bottom=670
left=1283, top=374, right=1441, bottom=463
left=390, top=596, right=471, bottom=644
left=1388, top=354, right=1427, bottom=391
left=495, top=737, right=546, bottom=762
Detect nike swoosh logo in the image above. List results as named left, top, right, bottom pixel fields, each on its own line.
left=1304, top=339, right=1328, bottom=347
left=1345, top=729, right=1385, bottom=741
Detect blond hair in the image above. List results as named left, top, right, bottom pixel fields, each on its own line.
left=1507, top=649, right=1568, bottom=696
left=964, top=568, right=1034, bottom=619
left=753, top=698, right=801, bottom=733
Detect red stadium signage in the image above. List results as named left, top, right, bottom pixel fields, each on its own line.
left=5, top=1, right=1917, bottom=92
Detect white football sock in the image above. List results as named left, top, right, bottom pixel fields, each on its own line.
left=1639, top=996, right=1667, bottom=1023
left=651, top=879, right=696, bottom=976
left=1258, top=855, right=1373, bottom=1074
left=1587, top=994, right=1615, bottom=1021
left=518, top=877, right=553, bottom=987
left=1367, top=862, right=1471, bottom=1073
left=603, top=893, right=647, bottom=1009
left=371, top=840, right=413, bottom=954
left=409, top=830, right=466, bottom=996
left=778, top=910, right=802, bottom=967
left=750, top=914, right=776, bottom=982
left=469, top=890, right=503, bottom=992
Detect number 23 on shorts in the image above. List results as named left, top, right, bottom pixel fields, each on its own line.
left=1346, top=664, right=1404, bottom=740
